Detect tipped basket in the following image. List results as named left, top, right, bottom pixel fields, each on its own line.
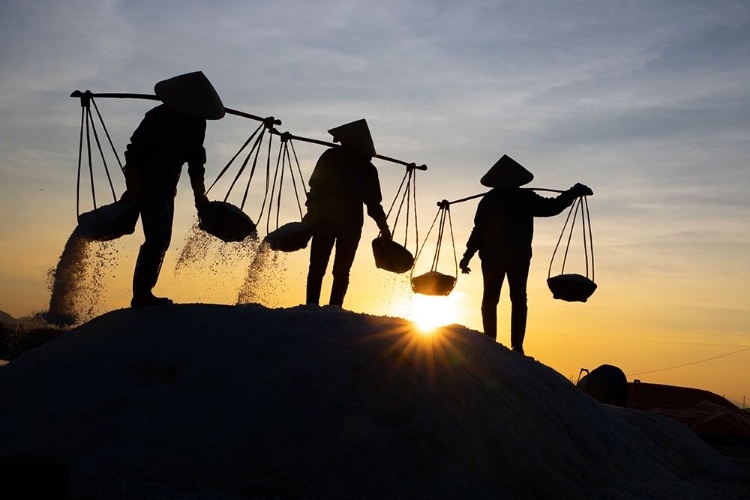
left=198, top=201, right=257, bottom=243
left=265, top=221, right=313, bottom=252
left=75, top=202, right=139, bottom=241
left=372, top=237, right=414, bottom=274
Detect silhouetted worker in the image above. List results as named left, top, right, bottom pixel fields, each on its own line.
left=305, top=119, right=391, bottom=307
left=120, top=71, right=225, bottom=307
left=459, top=155, right=592, bottom=354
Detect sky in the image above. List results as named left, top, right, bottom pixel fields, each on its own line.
left=0, top=1, right=748, bottom=402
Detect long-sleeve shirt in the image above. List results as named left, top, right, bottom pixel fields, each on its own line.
left=465, top=187, right=576, bottom=267
left=123, top=104, right=206, bottom=197
left=306, top=147, right=386, bottom=235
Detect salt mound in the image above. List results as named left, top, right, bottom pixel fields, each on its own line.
left=0, top=304, right=746, bottom=499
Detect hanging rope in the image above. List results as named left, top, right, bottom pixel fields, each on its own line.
left=73, top=91, right=121, bottom=220
left=371, top=163, right=423, bottom=274
left=548, top=196, right=595, bottom=280
left=410, top=200, right=458, bottom=296
left=206, top=121, right=265, bottom=200
left=200, top=116, right=314, bottom=241
left=70, top=90, right=282, bottom=223
left=547, top=195, right=597, bottom=302
left=384, top=163, right=420, bottom=253
left=195, top=118, right=277, bottom=243
left=263, top=131, right=309, bottom=234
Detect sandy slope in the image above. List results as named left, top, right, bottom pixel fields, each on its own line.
left=0, top=304, right=747, bottom=499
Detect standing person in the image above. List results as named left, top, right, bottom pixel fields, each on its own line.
left=120, top=71, right=225, bottom=307
left=459, top=155, right=592, bottom=354
left=304, top=119, right=392, bottom=307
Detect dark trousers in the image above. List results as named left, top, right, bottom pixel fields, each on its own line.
left=140, top=196, right=175, bottom=252
left=307, top=231, right=361, bottom=307
left=481, top=259, right=530, bottom=349
left=133, top=196, right=174, bottom=297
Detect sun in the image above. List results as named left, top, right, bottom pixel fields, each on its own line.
left=409, top=294, right=461, bottom=333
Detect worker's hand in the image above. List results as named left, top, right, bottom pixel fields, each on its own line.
left=377, top=220, right=392, bottom=240
left=119, top=190, right=136, bottom=203
left=571, top=183, right=593, bottom=197
left=304, top=201, right=320, bottom=224
left=123, top=168, right=142, bottom=199
left=459, top=255, right=472, bottom=275
left=302, top=204, right=318, bottom=226
left=194, top=192, right=209, bottom=208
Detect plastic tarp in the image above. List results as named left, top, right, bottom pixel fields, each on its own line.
left=629, top=382, right=750, bottom=438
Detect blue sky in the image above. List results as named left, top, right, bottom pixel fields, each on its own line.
left=1, top=0, right=748, bottom=399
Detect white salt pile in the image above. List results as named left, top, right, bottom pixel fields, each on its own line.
left=0, top=304, right=747, bottom=499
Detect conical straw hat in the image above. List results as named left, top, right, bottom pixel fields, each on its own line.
left=154, top=71, right=225, bottom=120
left=328, top=119, right=376, bottom=156
left=480, top=155, right=534, bottom=187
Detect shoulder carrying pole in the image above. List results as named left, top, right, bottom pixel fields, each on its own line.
left=70, top=91, right=282, bottom=126
left=441, top=187, right=565, bottom=207
left=269, top=129, right=428, bottom=171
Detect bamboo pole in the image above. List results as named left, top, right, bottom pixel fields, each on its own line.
left=443, top=187, right=565, bottom=206
left=269, top=129, right=428, bottom=171
left=69, top=91, right=424, bottom=170
left=70, top=91, right=281, bottom=125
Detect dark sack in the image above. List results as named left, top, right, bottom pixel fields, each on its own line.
left=577, top=364, right=628, bottom=407
left=75, top=202, right=139, bottom=241
left=265, top=221, right=313, bottom=252
left=198, top=201, right=257, bottom=243
left=411, top=271, right=456, bottom=296
left=547, top=273, right=597, bottom=302
left=372, top=237, right=414, bottom=274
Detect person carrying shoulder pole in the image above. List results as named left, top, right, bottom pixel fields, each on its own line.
left=119, top=71, right=225, bottom=307
left=304, top=119, right=391, bottom=307
left=459, top=155, right=593, bottom=354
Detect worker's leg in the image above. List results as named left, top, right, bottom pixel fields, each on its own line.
left=328, top=232, right=361, bottom=307
left=507, top=259, right=530, bottom=353
left=481, top=265, right=504, bottom=340
left=132, top=197, right=174, bottom=307
left=306, top=232, right=335, bottom=305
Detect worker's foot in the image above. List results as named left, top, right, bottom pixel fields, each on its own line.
left=131, top=293, right=173, bottom=307
left=511, top=345, right=525, bottom=355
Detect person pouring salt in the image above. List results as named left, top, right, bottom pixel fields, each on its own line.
left=459, top=155, right=592, bottom=354
left=304, top=119, right=392, bottom=307
left=119, top=71, right=225, bottom=307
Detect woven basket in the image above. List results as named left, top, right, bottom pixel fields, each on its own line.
left=265, top=221, right=313, bottom=252
left=372, top=237, right=414, bottom=274
left=76, top=202, right=139, bottom=242
left=411, top=271, right=456, bottom=296
left=547, top=273, right=597, bottom=302
left=198, top=201, right=257, bottom=243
